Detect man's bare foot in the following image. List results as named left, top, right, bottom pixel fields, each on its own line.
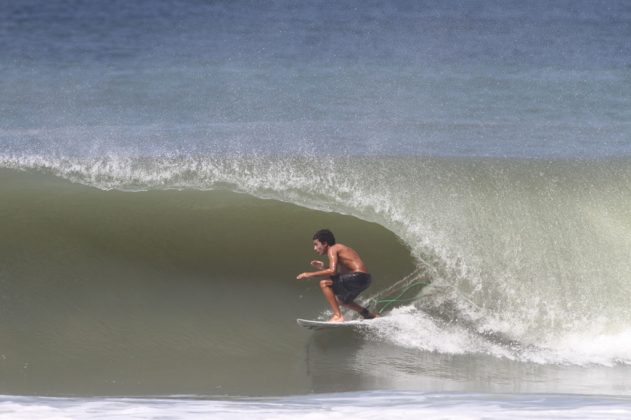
left=328, top=315, right=344, bottom=322
left=360, top=308, right=379, bottom=319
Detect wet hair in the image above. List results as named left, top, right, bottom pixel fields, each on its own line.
left=313, top=229, right=336, bottom=246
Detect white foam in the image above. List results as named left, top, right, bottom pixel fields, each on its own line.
left=364, top=306, right=515, bottom=359
left=537, top=328, right=631, bottom=366
left=0, top=392, right=630, bottom=420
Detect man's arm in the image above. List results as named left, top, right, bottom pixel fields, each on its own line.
left=297, top=247, right=338, bottom=279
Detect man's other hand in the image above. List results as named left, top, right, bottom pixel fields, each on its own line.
left=310, top=260, right=324, bottom=269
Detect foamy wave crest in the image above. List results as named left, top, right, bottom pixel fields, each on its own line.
left=2, top=391, right=630, bottom=420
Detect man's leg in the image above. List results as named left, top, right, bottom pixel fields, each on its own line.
left=342, top=301, right=379, bottom=319
left=319, top=279, right=344, bottom=322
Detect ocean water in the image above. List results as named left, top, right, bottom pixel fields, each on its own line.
left=2, top=0, right=631, bottom=418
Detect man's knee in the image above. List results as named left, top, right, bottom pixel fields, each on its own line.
left=319, top=279, right=333, bottom=289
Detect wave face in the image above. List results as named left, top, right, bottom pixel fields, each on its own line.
left=1, top=154, right=631, bottom=396
left=0, top=165, right=416, bottom=396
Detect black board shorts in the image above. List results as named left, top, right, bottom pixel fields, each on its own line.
left=331, top=272, right=372, bottom=304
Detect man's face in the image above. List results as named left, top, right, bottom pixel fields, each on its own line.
left=313, top=239, right=328, bottom=255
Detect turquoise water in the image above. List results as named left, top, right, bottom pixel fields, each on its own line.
left=2, top=1, right=630, bottom=158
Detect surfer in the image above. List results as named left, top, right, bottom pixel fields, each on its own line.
left=297, top=229, right=378, bottom=322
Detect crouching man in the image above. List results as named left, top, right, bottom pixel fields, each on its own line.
left=297, top=229, right=378, bottom=322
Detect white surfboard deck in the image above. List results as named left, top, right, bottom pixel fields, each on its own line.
left=296, top=318, right=373, bottom=330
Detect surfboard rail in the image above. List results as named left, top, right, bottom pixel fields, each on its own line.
left=296, top=318, right=373, bottom=330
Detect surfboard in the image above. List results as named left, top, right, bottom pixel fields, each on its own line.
left=296, top=318, right=373, bottom=330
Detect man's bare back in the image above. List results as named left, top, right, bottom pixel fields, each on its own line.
left=327, top=243, right=367, bottom=274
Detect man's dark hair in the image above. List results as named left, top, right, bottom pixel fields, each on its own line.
left=313, top=229, right=336, bottom=245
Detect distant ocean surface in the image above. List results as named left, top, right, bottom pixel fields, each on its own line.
left=2, top=1, right=631, bottom=418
